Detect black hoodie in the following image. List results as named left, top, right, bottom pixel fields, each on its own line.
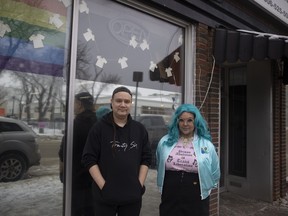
left=59, top=110, right=97, bottom=188
left=82, top=112, right=152, bottom=204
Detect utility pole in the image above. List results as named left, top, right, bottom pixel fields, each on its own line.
left=12, top=96, right=15, bottom=116
left=133, top=71, right=143, bottom=119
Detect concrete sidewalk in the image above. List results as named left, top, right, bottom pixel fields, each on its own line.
left=220, top=191, right=288, bottom=216
left=141, top=169, right=160, bottom=216
left=1, top=165, right=287, bottom=216
left=141, top=169, right=288, bottom=216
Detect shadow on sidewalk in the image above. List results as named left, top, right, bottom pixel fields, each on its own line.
left=220, top=191, right=288, bottom=216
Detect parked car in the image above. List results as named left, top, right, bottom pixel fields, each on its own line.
left=0, top=117, right=41, bottom=182
left=135, top=114, right=169, bottom=168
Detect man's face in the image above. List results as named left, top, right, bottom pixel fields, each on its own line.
left=74, top=99, right=82, bottom=115
left=111, top=92, right=132, bottom=119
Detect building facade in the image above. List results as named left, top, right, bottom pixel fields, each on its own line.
left=1, top=0, right=287, bottom=215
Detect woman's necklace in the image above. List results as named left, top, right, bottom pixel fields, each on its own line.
left=180, top=136, right=193, bottom=147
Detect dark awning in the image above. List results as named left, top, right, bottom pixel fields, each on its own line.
left=213, top=28, right=288, bottom=64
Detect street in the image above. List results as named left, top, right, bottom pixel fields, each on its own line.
left=38, top=138, right=62, bottom=159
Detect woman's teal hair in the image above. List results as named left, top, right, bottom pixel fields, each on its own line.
left=96, top=106, right=111, bottom=119
left=166, top=104, right=211, bottom=146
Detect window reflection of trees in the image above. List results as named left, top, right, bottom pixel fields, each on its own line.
left=75, top=41, right=121, bottom=103
left=0, top=0, right=68, bottom=124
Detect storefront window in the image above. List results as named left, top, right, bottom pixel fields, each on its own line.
left=75, top=0, right=183, bottom=114
left=67, top=0, right=185, bottom=215
left=0, top=0, right=187, bottom=215
left=73, top=0, right=184, bottom=172
left=0, top=0, right=72, bottom=215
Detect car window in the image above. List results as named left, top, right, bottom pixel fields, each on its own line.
left=151, top=117, right=161, bottom=125
left=0, top=122, right=24, bottom=132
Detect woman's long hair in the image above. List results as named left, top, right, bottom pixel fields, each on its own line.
left=166, top=104, right=211, bottom=146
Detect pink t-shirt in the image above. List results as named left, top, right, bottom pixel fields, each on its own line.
left=165, top=140, right=198, bottom=173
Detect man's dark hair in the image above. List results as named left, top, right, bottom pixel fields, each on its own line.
left=112, top=86, right=132, bottom=98
left=75, top=92, right=94, bottom=111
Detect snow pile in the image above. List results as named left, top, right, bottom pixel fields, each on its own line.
left=0, top=174, right=62, bottom=216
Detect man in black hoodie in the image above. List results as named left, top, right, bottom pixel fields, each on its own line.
left=59, top=92, right=97, bottom=216
left=82, top=86, right=152, bottom=216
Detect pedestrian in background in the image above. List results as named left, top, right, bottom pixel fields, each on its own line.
left=82, top=86, right=152, bottom=216
left=156, top=103, right=220, bottom=216
left=58, top=92, right=97, bottom=216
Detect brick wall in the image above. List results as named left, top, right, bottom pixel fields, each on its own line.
left=195, top=23, right=221, bottom=215
left=272, top=61, right=287, bottom=200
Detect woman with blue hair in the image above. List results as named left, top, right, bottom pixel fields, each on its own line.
left=156, top=104, right=220, bottom=216
left=96, top=106, right=111, bottom=119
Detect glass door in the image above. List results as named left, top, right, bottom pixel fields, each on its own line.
left=228, top=67, right=247, bottom=178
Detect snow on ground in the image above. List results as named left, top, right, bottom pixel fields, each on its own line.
left=0, top=127, right=66, bottom=214
left=0, top=128, right=63, bottom=216
left=0, top=159, right=160, bottom=216
left=0, top=175, right=62, bottom=216
left=0, top=159, right=63, bottom=216
left=31, top=127, right=64, bottom=138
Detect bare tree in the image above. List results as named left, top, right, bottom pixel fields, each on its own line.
left=12, top=72, right=57, bottom=123
left=10, top=73, right=36, bottom=121
left=31, top=75, right=56, bottom=121
left=49, top=80, right=66, bottom=120
left=93, top=72, right=121, bottom=103
left=0, top=88, right=8, bottom=107
left=75, top=40, right=92, bottom=80
left=12, top=88, right=26, bottom=119
left=76, top=41, right=121, bottom=103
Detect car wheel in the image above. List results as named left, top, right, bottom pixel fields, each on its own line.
left=0, top=153, right=27, bottom=182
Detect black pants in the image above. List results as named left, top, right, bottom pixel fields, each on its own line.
left=160, top=170, right=210, bottom=216
left=93, top=200, right=142, bottom=216
left=91, top=183, right=142, bottom=216
left=71, top=187, right=94, bottom=216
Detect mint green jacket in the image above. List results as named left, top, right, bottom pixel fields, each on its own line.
left=156, top=134, right=220, bottom=200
